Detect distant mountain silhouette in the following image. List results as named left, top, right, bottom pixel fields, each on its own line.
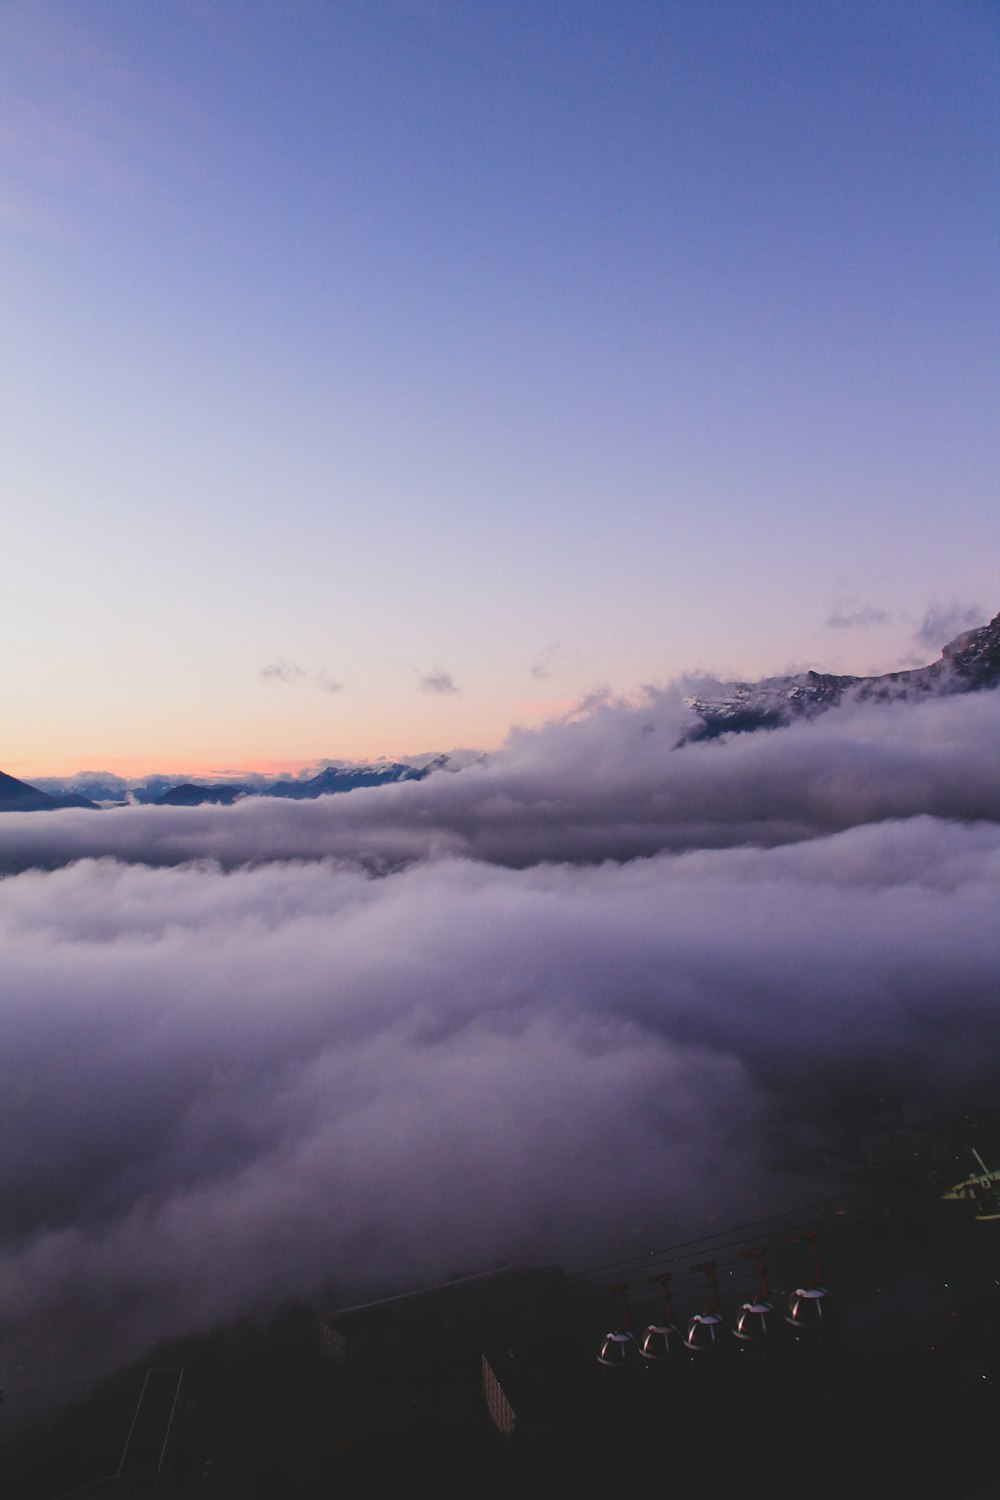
left=148, top=762, right=427, bottom=807
left=263, top=764, right=426, bottom=798
left=3, top=765, right=430, bottom=811
left=155, top=783, right=249, bottom=807
left=0, top=771, right=99, bottom=812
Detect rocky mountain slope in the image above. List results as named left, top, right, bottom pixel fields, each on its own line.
left=682, top=609, right=1000, bottom=744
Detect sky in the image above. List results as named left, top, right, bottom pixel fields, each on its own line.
left=1, top=0, right=997, bottom=777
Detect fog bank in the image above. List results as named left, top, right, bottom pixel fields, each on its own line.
left=1, top=687, right=997, bottom=1388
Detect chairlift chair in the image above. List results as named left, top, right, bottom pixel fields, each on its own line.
left=785, top=1230, right=838, bottom=1341
left=733, top=1245, right=783, bottom=1353
left=684, top=1260, right=733, bottom=1357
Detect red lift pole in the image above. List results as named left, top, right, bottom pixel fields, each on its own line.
left=791, top=1230, right=825, bottom=1287
left=605, top=1283, right=632, bottom=1331
left=646, top=1271, right=675, bottom=1321
left=739, top=1245, right=771, bottom=1302
left=691, top=1260, right=721, bottom=1313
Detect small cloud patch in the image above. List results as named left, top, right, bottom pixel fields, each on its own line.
left=419, top=670, right=460, bottom=696
left=531, top=642, right=563, bottom=681
left=826, top=602, right=889, bottom=629
left=259, top=662, right=342, bottom=694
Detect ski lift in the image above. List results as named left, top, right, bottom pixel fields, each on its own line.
left=733, top=1245, right=783, bottom=1353
left=639, top=1271, right=684, bottom=1368
left=597, top=1283, right=639, bottom=1371
left=684, top=1260, right=732, bottom=1357
left=785, top=1230, right=838, bottom=1341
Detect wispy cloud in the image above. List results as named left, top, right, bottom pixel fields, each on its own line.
left=913, top=601, right=982, bottom=653
left=259, top=661, right=342, bottom=694
left=530, top=642, right=562, bottom=681
left=826, top=601, right=889, bottom=629
left=419, top=669, right=460, bottom=696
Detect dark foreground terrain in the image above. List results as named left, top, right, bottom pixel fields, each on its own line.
left=2, top=1167, right=998, bottom=1500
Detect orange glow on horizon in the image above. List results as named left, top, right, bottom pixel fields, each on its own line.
left=5, top=696, right=587, bottom=783
left=6, top=753, right=418, bottom=781
left=7, top=743, right=507, bottom=783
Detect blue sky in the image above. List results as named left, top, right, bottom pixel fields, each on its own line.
left=2, top=0, right=997, bottom=775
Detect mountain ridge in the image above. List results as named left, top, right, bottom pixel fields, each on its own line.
left=681, top=609, right=1000, bottom=743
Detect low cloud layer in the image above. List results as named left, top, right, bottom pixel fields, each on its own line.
left=3, top=685, right=998, bottom=873
left=1, top=686, right=998, bottom=1392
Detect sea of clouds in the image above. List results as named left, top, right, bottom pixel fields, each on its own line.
left=1, top=683, right=999, bottom=1389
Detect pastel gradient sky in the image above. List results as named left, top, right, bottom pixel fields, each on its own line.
left=2, top=0, right=997, bottom=778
